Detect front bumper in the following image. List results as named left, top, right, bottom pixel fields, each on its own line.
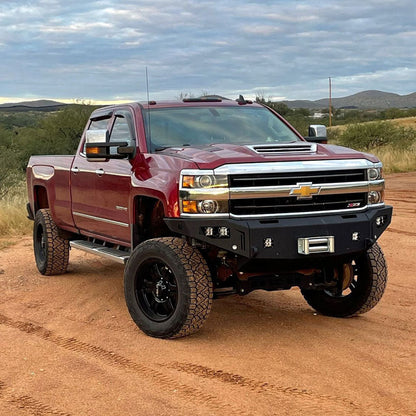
left=165, top=205, right=392, bottom=260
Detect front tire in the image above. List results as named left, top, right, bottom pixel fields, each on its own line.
left=301, top=243, right=387, bottom=317
left=33, top=209, right=70, bottom=275
left=124, top=237, right=213, bottom=338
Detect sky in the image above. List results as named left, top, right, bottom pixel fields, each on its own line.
left=1, top=0, right=415, bottom=104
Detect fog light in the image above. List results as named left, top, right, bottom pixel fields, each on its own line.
left=197, top=200, right=219, bottom=214
left=218, top=227, right=230, bottom=237
left=368, top=191, right=381, bottom=204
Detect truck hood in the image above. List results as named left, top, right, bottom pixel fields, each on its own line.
left=156, top=143, right=380, bottom=169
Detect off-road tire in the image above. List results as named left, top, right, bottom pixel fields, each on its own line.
left=33, top=209, right=70, bottom=275
left=124, top=237, right=213, bottom=339
left=301, top=242, right=387, bottom=317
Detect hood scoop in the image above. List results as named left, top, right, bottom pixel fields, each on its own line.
left=247, top=142, right=317, bottom=154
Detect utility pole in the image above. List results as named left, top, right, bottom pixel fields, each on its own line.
left=329, top=77, right=332, bottom=128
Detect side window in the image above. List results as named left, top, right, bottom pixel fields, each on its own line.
left=82, top=115, right=111, bottom=154
left=109, top=111, right=135, bottom=155
left=89, top=118, right=109, bottom=130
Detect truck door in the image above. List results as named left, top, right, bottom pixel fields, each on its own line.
left=71, top=109, right=136, bottom=245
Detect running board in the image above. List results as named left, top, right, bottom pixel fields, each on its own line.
left=70, top=240, right=130, bottom=264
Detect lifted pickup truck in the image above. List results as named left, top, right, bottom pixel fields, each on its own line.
left=26, top=96, right=392, bottom=338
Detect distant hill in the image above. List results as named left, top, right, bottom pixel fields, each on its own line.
left=282, top=90, right=416, bottom=110
left=0, top=100, right=66, bottom=112
left=2, top=91, right=416, bottom=111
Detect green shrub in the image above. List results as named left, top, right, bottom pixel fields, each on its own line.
left=337, top=121, right=415, bottom=151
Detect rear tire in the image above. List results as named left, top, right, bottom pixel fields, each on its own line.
left=33, top=209, right=70, bottom=275
left=301, top=243, right=387, bottom=317
left=124, top=237, right=213, bottom=338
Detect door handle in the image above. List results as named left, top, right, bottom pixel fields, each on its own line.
left=71, top=167, right=79, bottom=173
left=95, top=168, right=104, bottom=176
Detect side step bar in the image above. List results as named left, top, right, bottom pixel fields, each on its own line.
left=70, top=240, right=130, bottom=264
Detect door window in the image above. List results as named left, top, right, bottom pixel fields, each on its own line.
left=109, top=111, right=135, bottom=155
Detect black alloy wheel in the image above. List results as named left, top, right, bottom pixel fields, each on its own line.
left=33, top=209, right=70, bottom=275
left=136, top=260, right=178, bottom=322
left=124, top=237, right=213, bottom=339
left=301, top=242, right=387, bottom=317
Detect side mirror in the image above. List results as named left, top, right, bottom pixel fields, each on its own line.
left=85, top=129, right=135, bottom=160
left=304, top=124, right=327, bottom=144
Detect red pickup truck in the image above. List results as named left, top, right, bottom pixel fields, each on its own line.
left=26, top=97, right=392, bottom=338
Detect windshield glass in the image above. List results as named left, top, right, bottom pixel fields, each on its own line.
left=143, top=106, right=301, bottom=151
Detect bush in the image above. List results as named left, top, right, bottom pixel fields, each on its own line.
left=337, top=121, right=415, bottom=151
left=0, top=181, right=31, bottom=237
left=0, top=146, right=23, bottom=199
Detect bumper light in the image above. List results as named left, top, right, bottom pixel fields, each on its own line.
left=375, top=216, right=387, bottom=227
left=203, top=226, right=230, bottom=238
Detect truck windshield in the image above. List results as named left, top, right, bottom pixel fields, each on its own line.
left=143, top=106, right=301, bottom=151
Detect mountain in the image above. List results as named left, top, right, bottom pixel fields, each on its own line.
left=2, top=91, right=416, bottom=111
left=0, top=99, right=66, bottom=111
left=282, top=90, right=416, bottom=110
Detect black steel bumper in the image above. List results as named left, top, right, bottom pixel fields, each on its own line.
left=165, top=205, right=392, bottom=261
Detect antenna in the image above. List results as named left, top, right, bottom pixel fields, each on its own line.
left=145, top=67, right=152, bottom=147
left=329, top=76, right=332, bottom=128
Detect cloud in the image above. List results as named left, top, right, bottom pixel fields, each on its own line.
left=0, top=0, right=414, bottom=102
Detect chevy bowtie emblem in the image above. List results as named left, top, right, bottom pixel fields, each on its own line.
left=290, top=182, right=321, bottom=199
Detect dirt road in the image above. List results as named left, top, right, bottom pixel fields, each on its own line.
left=1, top=173, right=415, bottom=416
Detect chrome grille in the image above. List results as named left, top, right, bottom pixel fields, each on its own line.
left=230, top=193, right=367, bottom=216
left=230, top=169, right=366, bottom=188
left=229, top=169, right=368, bottom=216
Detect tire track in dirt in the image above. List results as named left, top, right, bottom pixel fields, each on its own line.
left=0, top=312, right=249, bottom=416
left=0, top=380, right=71, bottom=416
left=388, top=199, right=416, bottom=205
left=386, top=228, right=416, bottom=237
left=392, top=209, right=416, bottom=215
left=164, top=361, right=411, bottom=416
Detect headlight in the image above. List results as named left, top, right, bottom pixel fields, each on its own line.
left=182, top=199, right=228, bottom=214
left=368, top=191, right=384, bottom=204
left=182, top=174, right=228, bottom=188
left=368, top=167, right=382, bottom=181
left=198, top=200, right=218, bottom=214
left=180, top=170, right=229, bottom=215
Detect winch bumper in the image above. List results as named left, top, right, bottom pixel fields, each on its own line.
left=165, top=205, right=392, bottom=260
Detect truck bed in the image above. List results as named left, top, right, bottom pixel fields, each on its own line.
left=27, top=155, right=76, bottom=232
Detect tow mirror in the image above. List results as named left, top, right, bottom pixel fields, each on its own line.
left=85, top=129, right=135, bottom=160
left=304, top=124, right=327, bottom=144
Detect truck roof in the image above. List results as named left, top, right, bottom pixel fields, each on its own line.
left=91, top=97, right=261, bottom=115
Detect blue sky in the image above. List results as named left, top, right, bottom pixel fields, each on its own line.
left=1, top=0, right=415, bottom=104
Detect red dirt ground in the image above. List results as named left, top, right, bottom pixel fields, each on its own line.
left=0, top=173, right=415, bottom=415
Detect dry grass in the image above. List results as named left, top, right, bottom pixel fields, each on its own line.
left=329, top=117, right=416, bottom=134
left=389, top=116, right=416, bottom=129
left=371, top=144, right=416, bottom=174
left=0, top=182, right=32, bottom=238
left=328, top=117, right=416, bottom=174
